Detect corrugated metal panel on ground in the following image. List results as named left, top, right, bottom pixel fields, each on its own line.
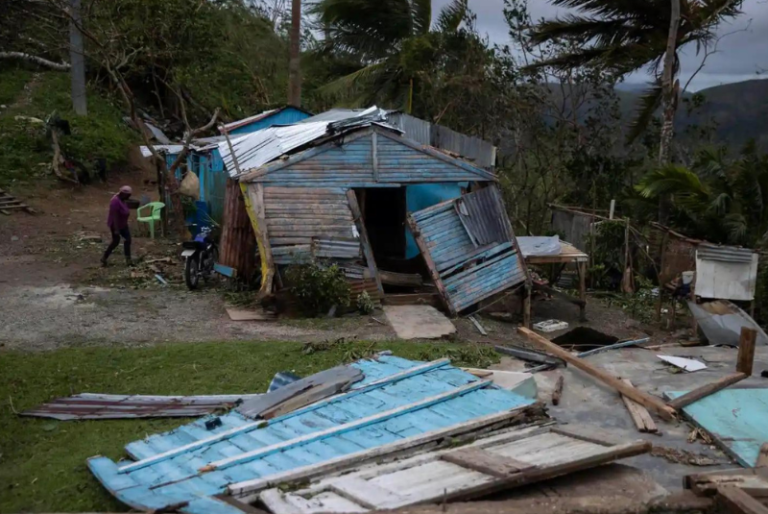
left=409, top=185, right=527, bottom=314
left=20, top=393, right=263, bottom=421
left=88, top=355, right=534, bottom=514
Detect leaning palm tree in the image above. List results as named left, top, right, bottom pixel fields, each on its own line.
left=524, top=0, right=743, bottom=152
left=311, top=0, right=470, bottom=110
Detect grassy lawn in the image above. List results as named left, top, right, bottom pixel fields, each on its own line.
left=0, top=340, right=497, bottom=513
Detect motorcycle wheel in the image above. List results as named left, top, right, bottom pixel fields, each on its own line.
left=185, top=254, right=200, bottom=290
left=202, top=247, right=219, bottom=283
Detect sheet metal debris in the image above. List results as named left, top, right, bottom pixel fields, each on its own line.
left=20, top=393, right=264, bottom=421
left=658, top=355, right=707, bottom=373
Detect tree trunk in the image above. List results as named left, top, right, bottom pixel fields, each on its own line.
left=0, top=52, right=70, bottom=71
left=69, top=0, right=87, bottom=116
left=288, top=0, right=301, bottom=106
left=658, top=0, right=680, bottom=224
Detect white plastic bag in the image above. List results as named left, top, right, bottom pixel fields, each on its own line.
left=179, top=171, right=200, bottom=199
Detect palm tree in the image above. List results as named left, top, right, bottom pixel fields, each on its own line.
left=524, top=0, right=743, bottom=153
left=311, top=0, right=470, bottom=110
left=634, top=143, right=768, bottom=246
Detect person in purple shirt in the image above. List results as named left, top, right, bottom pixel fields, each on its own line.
left=101, top=185, right=134, bottom=267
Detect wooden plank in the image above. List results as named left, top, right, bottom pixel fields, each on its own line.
left=240, top=183, right=275, bottom=297
left=738, top=328, right=757, bottom=376
left=260, top=488, right=303, bottom=514
left=328, top=476, right=403, bottom=509
left=346, top=189, right=384, bottom=296
left=379, top=270, right=423, bottom=287
left=718, top=485, right=768, bottom=514
left=229, top=406, right=543, bottom=499
left=468, top=316, right=487, bottom=336
left=620, top=379, right=658, bottom=433
left=552, top=376, right=564, bottom=406
left=407, top=212, right=456, bottom=315
left=202, top=380, right=492, bottom=472
left=666, top=372, right=748, bottom=411
left=758, top=444, right=768, bottom=468
left=518, top=327, right=676, bottom=421
left=441, top=447, right=535, bottom=478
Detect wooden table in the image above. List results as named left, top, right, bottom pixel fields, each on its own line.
left=523, top=241, right=589, bottom=321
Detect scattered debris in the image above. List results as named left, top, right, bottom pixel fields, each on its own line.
left=687, top=427, right=713, bottom=445
left=154, top=274, right=168, bottom=286
left=620, top=379, right=658, bottom=433
left=552, top=375, right=564, bottom=406
left=651, top=445, right=718, bottom=466
left=0, top=188, right=35, bottom=215
left=576, top=337, right=651, bottom=358
left=533, top=319, right=569, bottom=333
left=257, top=425, right=651, bottom=513
left=468, top=315, right=488, bottom=335
left=688, top=300, right=768, bottom=347
left=658, top=355, right=708, bottom=373
left=225, top=307, right=276, bottom=321
left=19, top=393, right=264, bottom=421
left=494, top=344, right=564, bottom=368
left=88, top=355, right=538, bottom=512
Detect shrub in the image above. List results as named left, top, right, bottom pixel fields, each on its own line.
left=285, top=261, right=350, bottom=317
left=356, top=291, right=375, bottom=314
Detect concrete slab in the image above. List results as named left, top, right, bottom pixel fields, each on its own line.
left=384, top=305, right=456, bottom=339
left=491, top=344, right=768, bottom=491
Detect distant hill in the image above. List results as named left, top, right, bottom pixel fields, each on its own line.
left=618, top=78, right=768, bottom=150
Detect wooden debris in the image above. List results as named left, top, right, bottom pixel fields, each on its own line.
left=666, top=372, right=748, bottom=411
left=0, top=188, right=34, bottom=214
left=468, top=315, right=487, bottom=335
left=688, top=427, right=713, bottom=445
left=718, top=485, right=768, bottom=514
left=379, top=270, right=424, bottom=288
left=651, top=445, right=719, bottom=466
left=620, top=379, right=658, bottom=433
left=494, top=344, right=564, bottom=367
left=518, top=327, right=677, bottom=420
left=738, top=327, right=758, bottom=376
left=552, top=376, right=564, bottom=406
left=441, top=447, right=535, bottom=478
left=685, top=468, right=768, bottom=497
left=757, top=444, right=768, bottom=468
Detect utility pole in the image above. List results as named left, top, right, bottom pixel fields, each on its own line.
left=69, top=0, right=87, bottom=116
left=288, top=0, right=301, bottom=106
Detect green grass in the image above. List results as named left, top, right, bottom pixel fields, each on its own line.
left=0, top=66, right=138, bottom=187
left=0, top=340, right=497, bottom=513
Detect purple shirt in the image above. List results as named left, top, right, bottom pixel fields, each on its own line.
left=107, top=195, right=130, bottom=231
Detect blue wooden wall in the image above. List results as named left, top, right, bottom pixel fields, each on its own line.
left=228, top=107, right=311, bottom=136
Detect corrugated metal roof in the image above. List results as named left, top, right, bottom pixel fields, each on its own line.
left=20, top=393, right=263, bottom=420
left=218, top=107, right=390, bottom=178
left=88, top=355, right=534, bottom=514
left=697, top=244, right=755, bottom=263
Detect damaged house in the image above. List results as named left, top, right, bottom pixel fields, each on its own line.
left=218, top=108, right=531, bottom=318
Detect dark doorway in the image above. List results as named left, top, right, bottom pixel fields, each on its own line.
left=358, top=188, right=407, bottom=267
left=551, top=327, right=619, bottom=352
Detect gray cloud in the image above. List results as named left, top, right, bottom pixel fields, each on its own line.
left=433, top=0, right=768, bottom=91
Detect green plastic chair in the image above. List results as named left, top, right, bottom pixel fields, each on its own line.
left=137, top=202, right=165, bottom=239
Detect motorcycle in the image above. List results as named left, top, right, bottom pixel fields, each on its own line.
left=181, top=226, right=218, bottom=290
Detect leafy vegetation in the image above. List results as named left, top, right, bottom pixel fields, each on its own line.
left=286, top=262, right=351, bottom=316
left=0, top=340, right=496, bottom=513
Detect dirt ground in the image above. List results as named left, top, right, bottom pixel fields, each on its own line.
left=0, top=171, right=674, bottom=351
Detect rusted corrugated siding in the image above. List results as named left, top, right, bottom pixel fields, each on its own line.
left=263, top=187, right=360, bottom=262
left=409, top=186, right=527, bottom=314
left=20, top=393, right=263, bottom=421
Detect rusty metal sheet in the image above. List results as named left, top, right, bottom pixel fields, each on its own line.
left=19, top=393, right=264, bottom=421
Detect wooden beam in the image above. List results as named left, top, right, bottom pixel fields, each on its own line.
left=346, top=189, right=384, bottom=296
left=738, top=327, right=757, bottom=376
left=517, top=327, right=676, bottom=420
left=240, top=182, right=274, bottom=297
left=441, top=447, right=535, bottom=478
left=756, top=444, right=768, bottom=468
left=620, top=379, right=658, bottom=433
left=667, top=372, right=748, bottom=411
left=718, top=486, right=768, bottom=514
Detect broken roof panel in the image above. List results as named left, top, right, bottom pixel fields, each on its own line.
left=19, top=393, right=264, bottom=421
left=88, top=355, right=535, bottom=514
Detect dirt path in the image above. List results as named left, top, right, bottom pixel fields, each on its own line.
left=0, top=172, right=394, bottom=350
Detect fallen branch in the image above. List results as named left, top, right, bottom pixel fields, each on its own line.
left=0, top=51, right=70, bottom=71
left=517, top=327, right=676, bottom=420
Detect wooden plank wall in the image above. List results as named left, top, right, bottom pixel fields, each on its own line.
left=218, top=178, right=256, bottom=281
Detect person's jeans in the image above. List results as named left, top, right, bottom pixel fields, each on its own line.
left=103, top=227, right=131, bottom=260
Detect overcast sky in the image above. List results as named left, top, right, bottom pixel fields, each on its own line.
left=433, top=0, right=768, bottom=91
